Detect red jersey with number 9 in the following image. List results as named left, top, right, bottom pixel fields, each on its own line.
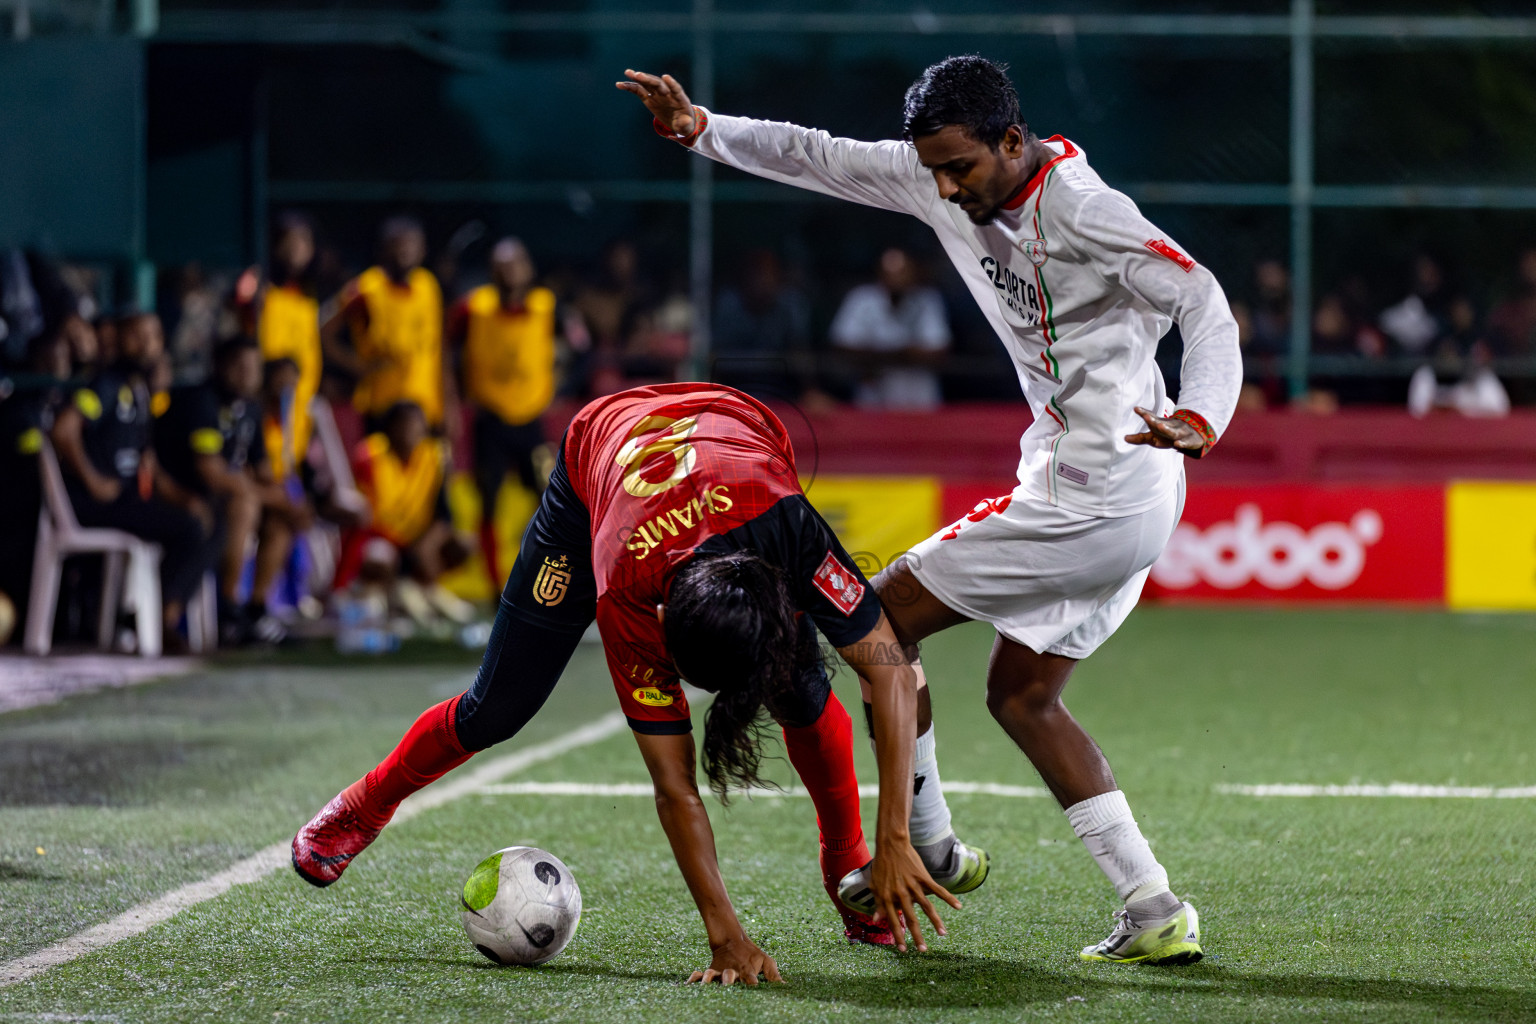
left=563, top=383, right=821, bottom=730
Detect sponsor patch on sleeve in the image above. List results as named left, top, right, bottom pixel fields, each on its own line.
left=812, top=551, right=865, bottom=616
left=1144, top=238, right=1196, bottom=273
left=631, top=686, right=674, bottom=707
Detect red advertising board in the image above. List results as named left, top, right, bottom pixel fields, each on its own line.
left=1145, top=484, right=1444, bottom=603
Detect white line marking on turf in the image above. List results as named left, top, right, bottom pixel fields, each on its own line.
left=0, top=711, right=627, bottom=989
left=478, top=780, right=1053, bottom=799
left=1218, top=782, right=1536, bottom=798
left=0, top=655, right=199, bottom=714
left=479, top=779, right=1536, bottom=801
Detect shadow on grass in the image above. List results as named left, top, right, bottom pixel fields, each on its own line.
left=333, top=950, right=1532, bottom=1018
left=0, top=860, right=68, bottom=882
left=343, top=954, right=506, bottom=971
left=349, top=955, right=684, bottom=984
left=0, top=739, right=196, bottom=807
left=750, top=952, right=1532, bottom=1018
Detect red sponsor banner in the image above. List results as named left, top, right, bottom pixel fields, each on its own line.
left=1147, top=484, right=1444, bottom=602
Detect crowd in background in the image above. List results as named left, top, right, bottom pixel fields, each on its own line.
left=1233, top=251, right=1534, bottom=414
left=0, top=212, right=978, bottom=654
left=2, top=213, right=1535, bottom=654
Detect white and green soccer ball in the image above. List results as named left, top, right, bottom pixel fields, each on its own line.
left=459, top=846, right=582, bottom=966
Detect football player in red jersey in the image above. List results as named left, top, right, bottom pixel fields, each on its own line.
left=293, top=383, right=961, bottom=983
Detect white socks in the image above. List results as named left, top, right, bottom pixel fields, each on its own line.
left=1066, top=790, right=1172, bottom=910
left=909, top=725, right=954, bottom=847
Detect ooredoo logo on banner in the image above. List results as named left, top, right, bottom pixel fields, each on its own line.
left=1148, top=485, right=1444, bottom=602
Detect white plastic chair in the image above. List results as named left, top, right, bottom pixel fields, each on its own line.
left=311, top=396, right=368, bottom=516
left=185, top=572, right=219, bottom=654
left=26, top=440, right=164, bottom=657
left=305, top=397, right=370, bottom=594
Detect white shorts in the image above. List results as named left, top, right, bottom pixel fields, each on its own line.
left=906, top=480, right=1184, bottom=659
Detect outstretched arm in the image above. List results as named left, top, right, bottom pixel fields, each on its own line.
left=838, top=614, right=961, bottom=951
left=617, top=69, right=932, bottom=216
left=633, top=730, right=783, bottom=986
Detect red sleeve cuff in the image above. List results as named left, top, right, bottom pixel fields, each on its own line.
left=1170, top=409, right=1217, bottom=458
left=652, top=107, right=708, bottom=148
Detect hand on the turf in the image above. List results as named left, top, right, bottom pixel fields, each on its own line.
left=687, top=935, right=782, bottom=987
left=1124, top=406, right=1204, bottom=453
left=869, top=844, right=959, bottom=953
left=616, top=70, right=697, bottom=136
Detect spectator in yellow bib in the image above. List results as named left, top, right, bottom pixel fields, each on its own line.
left=324, top=217, right=448, bottom=432
left=446, top=237, right=558, bottom=587
left=239, top=212, right=323, bottom=472
left=335, top=400, right=472, bottom=623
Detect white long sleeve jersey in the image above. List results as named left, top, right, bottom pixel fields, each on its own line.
left=687, top=110, right=1242, bottom=518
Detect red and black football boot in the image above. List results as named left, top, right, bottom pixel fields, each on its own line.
left=820, top=847, right=895, bottom=946
left=826, top=877, right=897, bottom=946
left=291, top=786, right=393, bottom=888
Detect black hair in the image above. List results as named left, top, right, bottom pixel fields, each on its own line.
left=263, top=355, right=299, bottom=377
left=274, top=210, right=313, bottom=240
left=664, top=551, right=820, bottom=802
left=382, top=399, right=425, bottom=432
left=379, top=215, right=425, bottom=246
left=214, top=334, right=260, bottom=368
left=268, top=210, right=317, bottom=289
left=901, top=55, right=1024, bottom=148
left=113, top=303, right=154, bottom=329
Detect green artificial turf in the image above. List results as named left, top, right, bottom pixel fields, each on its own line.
left=1, top=609, right=1533, bottom=1022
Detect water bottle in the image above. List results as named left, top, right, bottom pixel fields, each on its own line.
left=335, top=590, right=399, bottom=655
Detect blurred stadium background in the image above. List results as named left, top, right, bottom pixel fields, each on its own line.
left=3, top=5, right=1536, bottom=1021
left=3, top=1, right=1536, bottom=651
left=3, top=1, right=1536, bottom=643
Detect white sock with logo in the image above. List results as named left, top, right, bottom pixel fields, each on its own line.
left=909, top=724, right=954, bottom=849
left=865, top=723, right=955, bottom=856
left=1065, top=790, right=1178, bottom=920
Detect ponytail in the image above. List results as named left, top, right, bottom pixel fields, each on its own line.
left=664, top=552, right=818, bottom=802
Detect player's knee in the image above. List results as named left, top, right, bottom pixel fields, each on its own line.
left=451, top=691, right=512, bottom=752
left=985, top=674, right=1058, bottom=721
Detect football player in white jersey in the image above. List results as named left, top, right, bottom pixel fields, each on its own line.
left=620, top=55, right=1241, bottom=965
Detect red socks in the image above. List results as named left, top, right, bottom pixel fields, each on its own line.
left=781, top=692, right=871, bottom=884
left=479, top=521, right=501, bottom=588
left=349, top=695, right=474, bottom=829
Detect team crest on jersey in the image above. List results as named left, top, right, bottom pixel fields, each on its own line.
left=1021, top=239, right=1049, bottom=267
left=812, top=551, right=864, bottom=616
left=532, top=554, right=572, bottom=606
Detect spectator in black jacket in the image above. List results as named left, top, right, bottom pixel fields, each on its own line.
left=156, top=336, right=311, bottom=645
left=50, top=311, right=219, bottom=651
left=0, top=332, right=72, bottom=631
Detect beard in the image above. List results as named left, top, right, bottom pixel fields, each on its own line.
left=950, top=192, right=1005, bottom=226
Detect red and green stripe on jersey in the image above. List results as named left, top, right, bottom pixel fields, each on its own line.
left=1004, top=137, right=1079, bottom=501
